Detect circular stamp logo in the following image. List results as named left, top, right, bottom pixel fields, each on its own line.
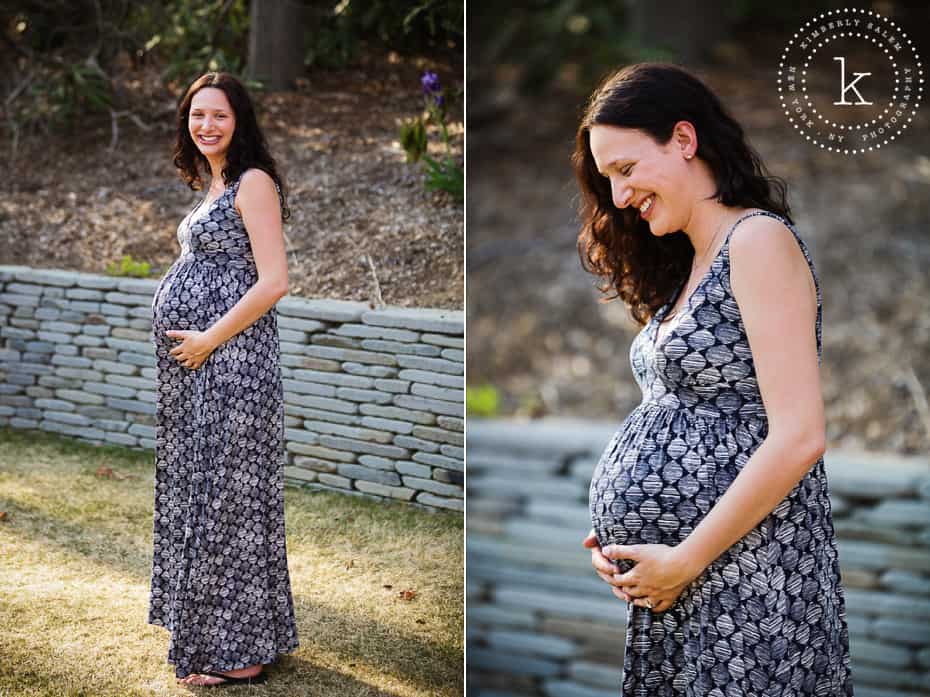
left=777, top=7, right=924, bottom=154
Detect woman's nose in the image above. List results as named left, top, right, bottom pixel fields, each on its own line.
left=611, top=179, right=632, bottom=209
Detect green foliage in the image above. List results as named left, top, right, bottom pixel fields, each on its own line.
left=422, top=154, right=463, bottom=201
left=105, top=254, right=152, bottom=278
left=469, top=1, right=639, bottom=94
left=399, top=118, right=429, bottom=163
left=351, top=0, right=463, bottom=51
left=4, top=0, right=248, bottom=142
left=467, top=384, right=500, bottom=418
left=304, top=15, right=358, bottom=69
left=15, top=60, right=113, bottom=133
left=305, top=0, right=464, bottom=69
left=132, top=0, right=250, bottom=83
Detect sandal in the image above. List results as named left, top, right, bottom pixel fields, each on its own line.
left=182, top=670, right=267, bottom=687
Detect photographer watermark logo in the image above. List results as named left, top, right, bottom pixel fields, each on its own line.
left=777, top=7, right=923, bottom=155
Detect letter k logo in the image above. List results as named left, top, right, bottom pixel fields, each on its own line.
left=833, top=57, right=873, bottom=105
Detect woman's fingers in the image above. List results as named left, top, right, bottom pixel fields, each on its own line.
left=591, top=553, right=616, bottom=576
left=599, top=571, right=647, bottom=601
left=630, top=583, right=689, bottom=612
left=611, top=586, right=630, bottom=602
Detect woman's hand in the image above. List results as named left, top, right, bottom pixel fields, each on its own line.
left=582, top=529, right=702, bottom=612
left=165, top=329, right=217, bottom=369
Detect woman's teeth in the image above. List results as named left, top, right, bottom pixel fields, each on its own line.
left=199, top=135, right=220, bottom=144
left=640, top=194, right=655, bottom=214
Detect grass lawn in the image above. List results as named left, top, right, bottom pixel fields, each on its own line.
left=0, top=426, right=463, bottom=696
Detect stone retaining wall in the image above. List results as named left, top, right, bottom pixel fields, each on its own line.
left=467, top=418, right=930, bottom=697
left=0, top=266, right=463, bottom=513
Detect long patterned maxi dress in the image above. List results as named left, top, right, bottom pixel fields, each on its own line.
left=147, top=170, right=300, bottom=678
left=588, top=210, right=854, bottom=696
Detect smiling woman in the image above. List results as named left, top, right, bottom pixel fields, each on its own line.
left=148, top=71, right=297, bottom=688
left=573, top=63, right=854, bottom=697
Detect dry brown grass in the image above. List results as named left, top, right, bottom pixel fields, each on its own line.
left=0, top=426, right=463, bottom=697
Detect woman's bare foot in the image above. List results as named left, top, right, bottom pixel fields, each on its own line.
left=178, top=664, right=264, bottom=686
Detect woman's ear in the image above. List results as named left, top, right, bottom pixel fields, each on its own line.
left=673, top=120, right=698, bottom=157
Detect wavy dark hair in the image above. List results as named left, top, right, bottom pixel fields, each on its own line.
left=572, top=62, right=791, bottom=326
left=173, top=71, right=290, bottom=222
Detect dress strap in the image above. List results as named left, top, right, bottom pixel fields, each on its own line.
left=724, top=211, right=817, bottom=286
left=229, top=170, right=247, bottom=198
left=723, top=208, right=823, bottom=360
left=229, top=168, right=281, bottom=198
left=722, top=210, right=779, bottom=250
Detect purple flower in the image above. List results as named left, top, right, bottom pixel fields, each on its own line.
left=421, top=70, right=441, bottom=95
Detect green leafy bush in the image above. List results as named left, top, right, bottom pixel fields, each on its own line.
left=305, top=0, right=463, bottom=69
left=467, top=384, right=500, bottom=418
left=133, top=0, right=249, bottom=82
left=4, top=0, right=248, bottom=143
left=105, top=254, right=152, bottom=278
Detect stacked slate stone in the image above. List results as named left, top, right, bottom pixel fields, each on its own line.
left=275, top=296, right=463, bottom=512
left=0, top=265, right=463, bottom=513
left=466, top=418, right=930, bottom=697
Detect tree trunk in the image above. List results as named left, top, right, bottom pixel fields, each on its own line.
left=246, top=0, right=306, bottom=91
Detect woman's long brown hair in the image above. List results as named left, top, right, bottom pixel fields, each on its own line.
left=572, top=63, right=791, bottom=326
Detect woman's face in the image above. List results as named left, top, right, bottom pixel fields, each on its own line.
left=588, top=123, right=694, bottom=236
left=188, top=87, right=236, bottom=162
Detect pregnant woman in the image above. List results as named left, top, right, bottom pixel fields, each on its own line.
left=576, top=64, right=854, bottom=696
left=148, top=71, right=299, bottom=687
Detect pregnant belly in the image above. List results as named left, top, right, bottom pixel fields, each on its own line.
left=151, top=266, right=214, bottom=340
left=588, top=420, right=715, bottom=573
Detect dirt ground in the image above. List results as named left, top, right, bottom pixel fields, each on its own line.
left=0, top=50, right=463, bottom=310
left=466, top=47, right=930, bottom=454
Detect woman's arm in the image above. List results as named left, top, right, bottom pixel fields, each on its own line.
left=672, top=214, right=826, bottom=579
left=204, top=168, right=289, bottom=349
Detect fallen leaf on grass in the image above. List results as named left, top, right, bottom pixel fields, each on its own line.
left=344, top=559, right=354, bottom=570
left=382, top=584, right=393, bottom=589
left=94, top=466, right=129, bottom=480
left=0, top=511, right=8, bottom=521
left=398, top=589, right=417, bottom=601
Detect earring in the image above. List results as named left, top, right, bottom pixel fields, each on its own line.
left=685, top=153, right=693, bottom=160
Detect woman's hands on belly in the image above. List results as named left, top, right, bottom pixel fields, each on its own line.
left=164, top=328, right=219, bottom=369
left=583, top=528, right=703, bottom=613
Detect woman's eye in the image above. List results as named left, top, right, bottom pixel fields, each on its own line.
left=622, top=166, right=633, bottom=176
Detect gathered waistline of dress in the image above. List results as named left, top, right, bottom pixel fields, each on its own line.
left=632, top=399, right=768, bottom=425
left=175, top=252, right=255, bottom=272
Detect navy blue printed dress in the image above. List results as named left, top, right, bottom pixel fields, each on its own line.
left=588, top=211, right=854, bottom=696
left=148, top=170, right=300, bottom=678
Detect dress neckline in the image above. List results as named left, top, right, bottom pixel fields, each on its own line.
left=183, top=177, right=236, bottom=231
left=652, top=209, right=772, bottom=351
